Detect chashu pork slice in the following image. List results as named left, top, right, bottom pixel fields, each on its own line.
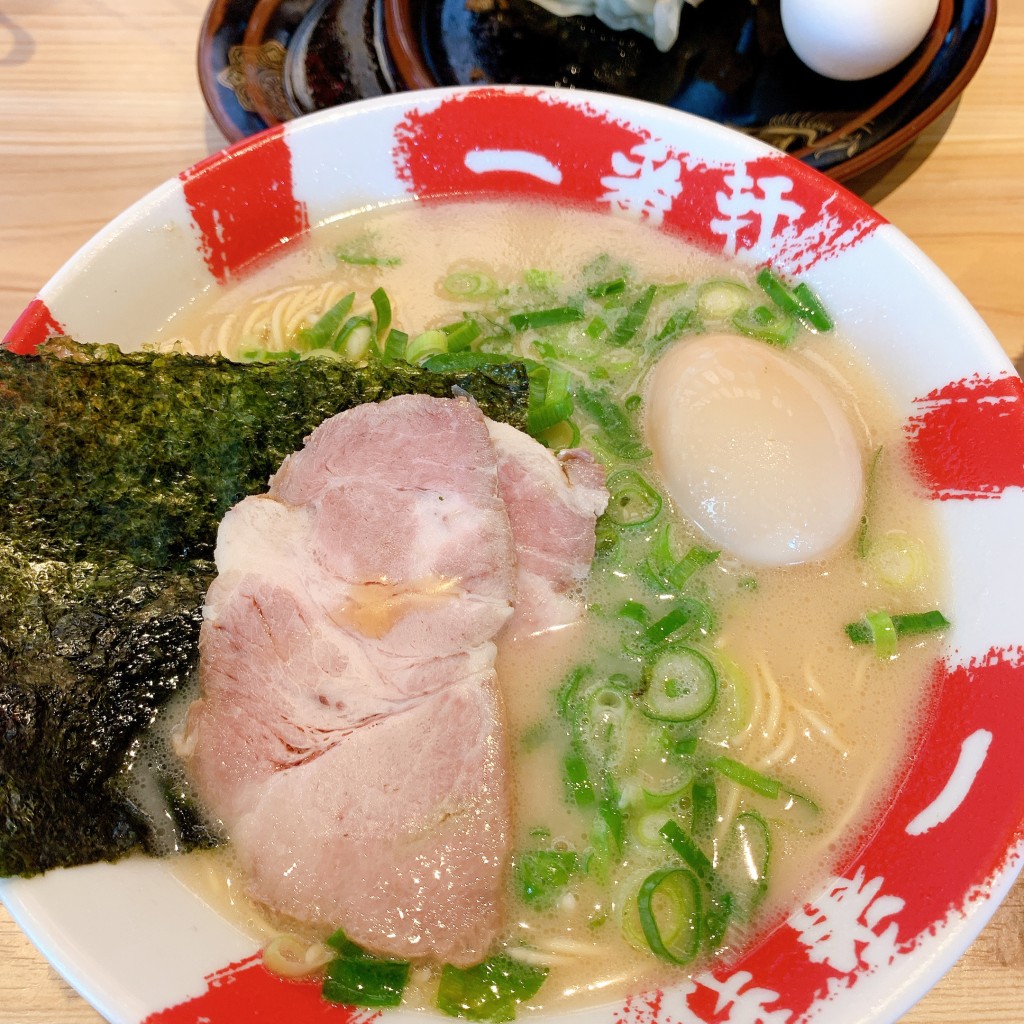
left=487, top=420, right=609, bottom=640
left=183, top=395, right=517, bottom=965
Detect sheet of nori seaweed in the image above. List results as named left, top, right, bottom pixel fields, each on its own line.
left=0, top=339, right=530, bottom=877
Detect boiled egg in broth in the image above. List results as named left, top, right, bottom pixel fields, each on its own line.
left=644, top=334, right=865, bottom=567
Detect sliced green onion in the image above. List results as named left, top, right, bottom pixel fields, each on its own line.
left=437, top=954, right=548, bottom=1022
left=618, top=600, right=651, bottom=625
left=618, top=888, right=649, bottom=952
left=536, top=417, right=581, bottom=450
left=382, top=328, right=408, bottom=363
left=405, top=329, right=449, bottom=364
left=865, top=609, right=898, bottom=658
left=609, top=285, right=656, bottom=347
left=690, top=777, right=717, bottom=837
left=643, top=647, right=717, bottom=722
left=586, top=679, right=633, bottom=721
left=545, top=367, right=571, bottom=402
left=586, top=817, right=616, bottom=885
left=443, top=270, right=497, bottom=299
left=524, top=268, right=558, bottom=292
left=604, top=469, right=662, bottom=527
left=594, top=520, right=621, bottom=560
left=422, top=351, right=515, bottom=373
left=297, top=347, right=345, bottom=362
left=856, top=445, right=884, bottom=558
left=866, top=531, right=930, bottom=590
left=639, top=599, right=713, bottom=648
left=732, top=304, right=796, bottom=346
left=585, top=316, right=608, bottom=339
left=793, top=282, right=834, bottom=330
left=587, top=277, right=627, bottom=298
left=555, top=664, right=591, bottom=719
left=527, top=396, right=574, bottom=436
left=696, top=280, right=750, bottom=321
left=716, top=810, right=771, bottom=920
left=321, top=930, right=409, bottom=1008
left=637, top=867, right=702, bottom=965
left=634, top=810, right=676, bottom=847
left=638, top=765, right=693, bottom=810
left=442, top=318, right=482, bottom=352
left=777, top=789, right=822, bottom=830
left=514, top=850, right=578, bottom=908
left=370, top=286, right=392, bottom=340
left=336, top=249, right=400, bottom=267
left=704, top=890, right=735, bottom=949
left=562, top=743, right=595, bottom=807
left=510, top=306, right=584, bottom=331
left=655, top=306, right=695, bottom=343
left=531, top=338, right=559, bottom=361
left=238, top=347, right=300, bottom=362
left=295, top=292, right=355, bottom=350
left=333, top=315, right=374, bottom=359
left=756, top=267, right=833, bottom=332
left=710, top=756, right=782, bottom=799
left=573, top=385, right=651, bottom=460
left=673, top=736, right=699, bottom=757
left=845, top=609, right=950, bottom=651
left=648, top=526, right=720, bottom=592
left=658, top=820, right=713, bottom=883
left=322, top=957, right=409, bottom=1008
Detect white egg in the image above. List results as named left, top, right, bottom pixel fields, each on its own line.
left=780, top=0, right=940, bottom=82
left=644, top=334, right=865, bottom=567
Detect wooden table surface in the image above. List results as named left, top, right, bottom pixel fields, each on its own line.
left=1, top=1, right=1022, bottom=1021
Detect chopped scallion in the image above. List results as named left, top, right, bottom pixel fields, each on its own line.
left=690, top=777, right=717, bottom=837
left=717, top=810, right=771, bottom=920
left=515, top=850, right=578, bottom=908
left=295, top=292, right=355, bottom=350
left=422, top=351, right=515, bottom=373
left=321, top=930, right=409, bottom=1008
left=336, top=250, right=400, bottom=267
left=732, top=304, right=796, bottom=346
left=437, top=955, right=548, bottom=1022
left=443, top=271, right=497, bottom=299
left=639, top=599, right=712, bottom=648
left=510, top=306, right=584, bottom=331
left=382, top=328, right=408, bottom=363
left=370, top=286, right=392, bottom=340
left=604, top=469, right=662, bottom=527
left=442, top=318, right=482, bottom=352
left=756, top=267, right=833, bottom=332
left=710, top=756, right=782, bottom=799
left=696, top=280, right=750, bottom=321
left=405, top=329, right=449, bottom=364
left=574, top=385, right=650, bottom=460
left=587, top=277, right=627, bottom=298
left=655, top=307, right=695, bottom=343
left=526, top=395, right=574, bottom=435
left=845, top=609, right=951, bottom=651
left=642, top=647, right=717, bottom=722
left=609, top=285, right=656, bottom=347
left=658, top=820, right=714, bottom=882
left=636, top=867, right=702, bottom=965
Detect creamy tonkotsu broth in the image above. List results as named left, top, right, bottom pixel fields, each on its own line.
left=157, top=199, right=947, bottom=1014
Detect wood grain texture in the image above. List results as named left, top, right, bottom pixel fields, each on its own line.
left=0, top=1, right=1022, bottom=1022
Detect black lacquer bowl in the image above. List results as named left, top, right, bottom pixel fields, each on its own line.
left=197, top=0, right=995, bottom=181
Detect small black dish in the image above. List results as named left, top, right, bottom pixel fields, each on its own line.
left=285, top=0, right=401, bottom=116
left=198, top=0, right=995, bottom=182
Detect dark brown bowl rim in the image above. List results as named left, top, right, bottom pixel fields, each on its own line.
left=199, top=0, right=998, bottom=182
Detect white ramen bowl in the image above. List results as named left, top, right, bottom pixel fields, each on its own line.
left=2, top=86, right=1024, bottom=1024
